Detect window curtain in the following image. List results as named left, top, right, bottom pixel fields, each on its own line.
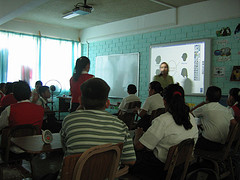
left=0, top=31, right=80, bottom=91
left=0, top=49, right=8, bottom=82
left=0, top=32, right=40, bottom=87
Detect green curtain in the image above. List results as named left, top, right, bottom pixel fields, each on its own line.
left=0, top=49, right=8, bottom=82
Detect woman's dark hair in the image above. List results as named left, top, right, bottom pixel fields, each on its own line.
left=229, top=88, right=240, bottom=108
left=13, top=81, right=31, bottom=101
left=158, top=62, right=169, bottom=76
left=163, top=84, right=192, bottom=130
left=149, top=81, right=163, bottom=95
left=5, top=82, right=14, bottom=95
left=72, top=56, right=90, bottom=81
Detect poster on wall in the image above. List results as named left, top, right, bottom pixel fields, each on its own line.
left=230, top=66, right=240, bottom=81
left=213, top=67, right=225, bottom=77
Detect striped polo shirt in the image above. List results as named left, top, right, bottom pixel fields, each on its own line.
left=60, top=109, right=136, bottom=163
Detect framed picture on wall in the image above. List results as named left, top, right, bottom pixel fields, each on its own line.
left=230, top=66, right=240, bottom=81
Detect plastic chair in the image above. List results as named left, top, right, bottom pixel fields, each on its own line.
left=164, top=138, right=195, bottom=180
left=60, top=143, right=128, bottom=180
left=194, top=122, right=239, bottom=179
left=150, top=108, right=165, bottom=122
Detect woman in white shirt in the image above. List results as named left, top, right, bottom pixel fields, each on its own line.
left=131, top=84, right=198, bottom=180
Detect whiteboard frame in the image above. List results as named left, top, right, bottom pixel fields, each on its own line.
left=149, top=39, right=211, bottom=96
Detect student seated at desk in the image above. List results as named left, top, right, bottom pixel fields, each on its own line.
left=37, top=86, right=61, bottom=132
left=0, top=82, right=17, bottom=108
left=227, top=88, right=240, bottom=122
left=31, top=80, right=43, bottom=104
left=59, top=78, right=136, bottom=178
left=131, top=84, right=198, bottom=180
left=191, top=86, right=236, bottom=151
left=118, top=84, right=140, bottom=115
left=136, top=81, right=164, bottom=131
left=0, top=80, right=44, bottom=131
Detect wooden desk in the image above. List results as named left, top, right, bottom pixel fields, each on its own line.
left=11, top=133, right=62, bottom=154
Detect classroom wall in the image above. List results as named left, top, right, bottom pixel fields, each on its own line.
left=82, top=17, right=240, bottom=107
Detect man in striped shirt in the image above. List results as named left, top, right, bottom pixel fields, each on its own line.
left=60, top=77, right=136, bottom=166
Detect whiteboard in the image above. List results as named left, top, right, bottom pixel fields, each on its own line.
left=95, top=53, right=139, bottom=98
left=150, top=39, right=211, bottom=96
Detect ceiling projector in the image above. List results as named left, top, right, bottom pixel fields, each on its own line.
left=73, top=6, right=92, bottom=15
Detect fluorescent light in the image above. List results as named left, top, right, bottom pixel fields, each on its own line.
left=62, top=12, right=80, bottom=19
left=62, top=6, right=92, bottom=19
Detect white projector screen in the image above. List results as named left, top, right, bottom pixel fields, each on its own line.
left=150, top=39, right=211, bottom=96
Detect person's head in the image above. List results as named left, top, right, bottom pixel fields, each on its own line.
left=5, top=82, right=14, bottom=95
left=159, top=62, right=169, bottom=76
left=163, top=84, right=192, bottom=130
left=80, top=78, right=110, bottom=110
left=227, top=88, right=240, bottom=106
left=206, top=86, right=222, bottom=103
left=0, top=83, right=6, bottom=93
left=149, top=81, right=163, bottom=96
left=35, top=80, right=43, bottom=90
left=13, top=81, right=31, bottom=101
left=127, top=84, right=137, bottom=94
left=73, top=56, right=90, bottom=81
left=39, top=86, right=51, bottom=99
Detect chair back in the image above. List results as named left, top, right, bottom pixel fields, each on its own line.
left=150, top=108, right=165, bottom=122
left=223, top=122, right=239, bottom=159
left=164, top=138, right=194, bottom=180
left=1, top=124, right=39, bottom=162
left=186, top=168, right=220, bottom=180
left=118, top=101, right=141, bottom=129
left=61, top=143, right=123, bottom=180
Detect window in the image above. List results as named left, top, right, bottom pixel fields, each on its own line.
left=0, top=31, right=80, bottom=91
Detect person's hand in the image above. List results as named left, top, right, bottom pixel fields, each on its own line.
left=32, top=92, right=39, bottom=103
left=135, top=127, right=144, bottom=138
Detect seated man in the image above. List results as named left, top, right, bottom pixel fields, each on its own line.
left=0, top=80, right=44, bottom=131
left=191, top=86, right=236, bottom=151
left=60, top=78, right=136, bottom=178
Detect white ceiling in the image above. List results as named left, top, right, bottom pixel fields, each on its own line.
left=0, top=0, right=208, bottom=30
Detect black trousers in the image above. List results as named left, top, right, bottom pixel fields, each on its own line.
left=195, top=134, right=224, bottom=151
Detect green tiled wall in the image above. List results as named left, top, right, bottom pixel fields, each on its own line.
left=82, top=17, right=240, bottom=108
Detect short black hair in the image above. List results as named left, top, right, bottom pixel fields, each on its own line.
left=38, top=86, right=49, bottom=97
left=35, top=80, right=43, bottom=86
left=13, top=81, right=31, bottom=101
left=80, top=78, right=110, bottom=110
left=149, top=81, right=163, bottom=94
left=127, top=84, right=137, bottom=94
left=206, top=86, right=222, bottom=102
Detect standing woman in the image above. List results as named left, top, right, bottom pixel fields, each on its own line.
left=70, top=56, right=94, bottom=112
left=153, top=62, right=173, bottom=89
